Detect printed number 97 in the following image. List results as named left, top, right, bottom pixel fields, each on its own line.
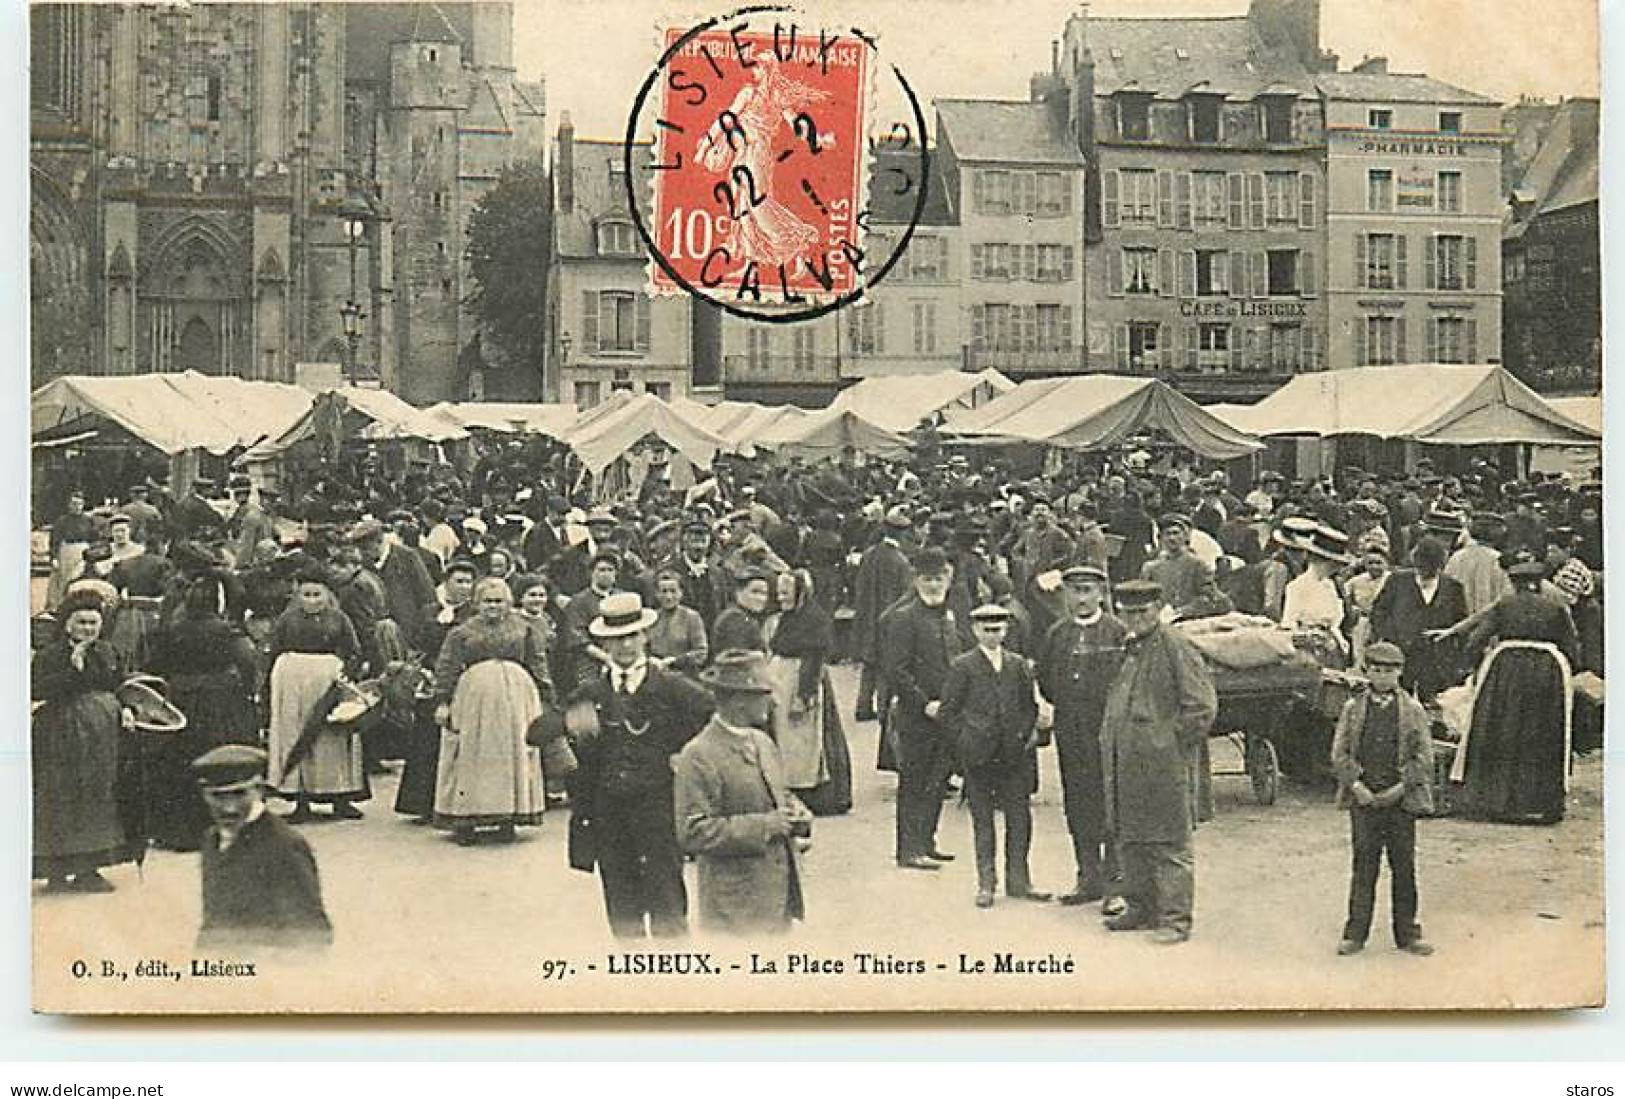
left=662, top=208, right=717, bottom=260
left=539, top=959, right=570, bottom=981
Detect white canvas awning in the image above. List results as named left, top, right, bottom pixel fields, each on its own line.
left=831, top=368, right=1015, bottom=433
left=246, top=387, right=467, bottom=458
left=756, top=407, right=911, bottom=461
left=31, top=371, right=314, bottom=456
left=427, top=401, right=580, bottom=440
left=565, top=392, right=727, bottom=475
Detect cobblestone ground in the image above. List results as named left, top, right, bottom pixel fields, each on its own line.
left=31, top=660, right=1604, bottom=1013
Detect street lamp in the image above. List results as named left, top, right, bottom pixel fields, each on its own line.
left=339, top=194, right=370, bottom=384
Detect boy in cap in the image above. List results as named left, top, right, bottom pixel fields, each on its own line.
left=192, top=745, right=332, bottom=950
left=1329, top=642, right=1435, bottom=957
left=673, top=649, right=806, bottom=935
left=938, top=604, right=1049, bottom=909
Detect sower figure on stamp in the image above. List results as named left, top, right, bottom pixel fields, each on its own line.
left=567, top=593, right=713, bottom=939
left=1037, top=564, right=1128, bottom=910
left=192, top=745, right=332, bottom=951
left=1330, top=641, right=1436, bottom=958
left=1101, top=580, right=1217, bottom=945
left=879, top=547, right=969, bottom=871
left=938, top=604, right=1051, bottom=909
left=673, top=649, right=807, bottom=936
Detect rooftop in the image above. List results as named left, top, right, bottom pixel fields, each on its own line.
left=866, top=146, right=956, bottom=226
left=1084, top=15, right=1311, bottom=100
left=934, top=99, right=1084, bottom=167
left=1511, top=97, right=1599, bottom=220
left=555, top=137, right=653, bottom=260
left=1314, top=71, right=1496, bottom=106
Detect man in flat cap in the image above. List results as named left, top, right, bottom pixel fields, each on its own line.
left=1329, top=641, right=1435, bottom=957
left=1101, top=580, right=1216, bottom=944
left=673, top=649, right=806, bottom=935
left=938, top=604, right=1049, bottom=909
left=1142, top=513, right=1215, bottom=617
left=192, top=745, right=332, bottom=950
left=227, top=476, right=277, bottom=570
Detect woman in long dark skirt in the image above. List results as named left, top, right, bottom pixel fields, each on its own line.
left=144, top=574, right=263, bottom=850
left=1453, top=562, right=1579, bottom=824
left=395, top=557, right=476, bottom=821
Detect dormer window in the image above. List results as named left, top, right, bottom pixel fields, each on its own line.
left=1187, top=94, right=1222, bottom=143
left=1260, top=95, right=1295, bottom=143
left=1115, top=91, right=1152, bottom=142
left=596, top=220, right=637, bottom=257
left=1439, top=111, right=1462, bottom=133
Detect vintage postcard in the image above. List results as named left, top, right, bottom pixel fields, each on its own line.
left=27, top=0, right=1603, bottom=1014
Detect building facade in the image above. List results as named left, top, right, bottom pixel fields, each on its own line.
left=1502, top=97, right=1599, bottom=391
left=29, top=3, right=544, bottom=401
left=1318, top=63, right=1502, bottom=372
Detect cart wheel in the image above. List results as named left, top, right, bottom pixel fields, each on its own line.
left=1247, top=736, right=1280, bottom=806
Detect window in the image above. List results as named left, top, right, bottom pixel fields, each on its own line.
left=1037, top=172, right=1069, bottom=216
left=1194, top=171, right=1227, bottom=223
left=1367, top=169, right=1393, bottom=212
left=1188, top=96, right=1222, bottom=143
left=1195, top=250, right=1229, bottom=296
left=912, top=302, right=938, bottom=354
left=906, top=235, right=947, bottom=280
left=1034, top=304, right=1070, bottom=351
left=1265, top=172, right=1297, bottom=222
left=597, top=291, right=638, bottom=351
left=1439, top=111, right=1462, bottom=133
left=1368, top=109, right=1392, bottom=129
left=746, top=326, right=774, bottom=369
left=974, top=304, right=1021, bottom=351
left=1364, top=233, right=1398, bottom=290
left=646, top=381, right=672, bottom=400
left=1363, top=315, right=1401, bottom=366
left=972, top=243, right=1015, bottom=280
left=1123, top=247, right=1159, bottom=295
left=1266, top=250, right=1299, bottom=296
left=206, top=73, right=222, bottom=122
left=597, top=221, right=637, bottom=256
left=1118, top=94, right=1151, bottom=141
left=574, top=380, right=602, bottom=408
left=1438, top=171, right=1462, bottom=214
left=1262, top=97, right=1295, bottom=143
left=1196, top=323, right=1231, bottom=372
left=1036, top=244, right=1073, bottom=282
left=1432, top=316, right=1475, bottom=363
left=1268, top=323, right=1303, bottom=372
left=848, top=304, right=882, bottom=354
left=1128, top=322, right=1161, bottom=370
left=976, top=169, right=1011, bottom=213
left=792, top=329, right=816, bottom=372
left=1432, top=234, right=1472, bottom=290
left=1121, top=168, right=1157, bottom=223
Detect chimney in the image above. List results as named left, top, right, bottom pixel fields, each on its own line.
left=557, top=112, right=574, bottom=213
left=1052, top=39, right=1060, bottom=76
left=1353, top=55, right=1388, bottom=75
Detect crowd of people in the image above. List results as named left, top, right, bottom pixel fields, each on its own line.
left=31, top=435, right=1604, bottom=950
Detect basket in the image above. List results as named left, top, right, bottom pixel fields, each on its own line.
left=116, top=675, right=188, bottom=734
left=325, top=679, right=382, bottom=726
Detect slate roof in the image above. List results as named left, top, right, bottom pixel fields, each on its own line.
left=1314, top=72, right=1496, bottom=106
left=555, top=138, right=653, bottom=260
left=345, top=3, right=476, bottom=85
left=1085, top=16, right=1310, bottom=100
left=934, top=99, right=1084, bottom=167
left=867, top=146, right=956, bottom=226
left=1511, top=98, right=1599, bottom=219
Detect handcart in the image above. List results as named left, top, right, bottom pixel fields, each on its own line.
left=1207, top=655, right=1324, bottom=806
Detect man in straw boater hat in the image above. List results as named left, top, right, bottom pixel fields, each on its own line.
left=191, top=745, right=332, bottom=950
left=1100, top=580, right=1216, bottom=945
left=567, top=592, right=713, bottom=939
left=938, top=604, right=1050, bottom=909
left=1329, top=641, right=1435, bottom=958
left=673, top=649, right=808, bottom=935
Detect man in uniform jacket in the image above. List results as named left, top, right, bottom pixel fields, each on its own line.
left=673, top=649, right=806, bottom=935
left=1037, top=565, right=1128, bottom=906
left=938, top=604, right=1050, bottom=908
left=192, top=745, right=332, bottom=950
left=850, top=507, right=914, bottom=721
left=354, top=520, right=436, bottom=651
left=879, top=547, right=969, bottom=870
left=227, top=477, right=278, bottom=570
left=1369, top=535, right=1467, bottom=701
left=1101, top=580, right=1217, bottom=944
left=568, top=593, right=714, bottom=939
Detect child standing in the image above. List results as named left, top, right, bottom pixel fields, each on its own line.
left=1330, top=641, right=1436, bottom=957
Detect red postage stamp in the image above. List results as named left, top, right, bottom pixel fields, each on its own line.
left=645, top=21, right=869, bottom=306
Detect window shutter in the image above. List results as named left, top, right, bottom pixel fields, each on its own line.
left=634, top=294, right=651, bottom=351
left=939, top=238, right=950, bottom=281
left=1227, top=172, right=1245, bottom=229
left=1021, top=173, right=1037, bottom=216
left=1395, top=235, right=1408, bottom=289
left=1231, top=324, right=1245, bottom=372
left=1298, top=172, right=1316, bottom=229
left=1424, top=236, right=1436, bottom=291
left=1103, top=169, right=1120, bottom=228
left=1465, top=237, right=1478, bottom=289
left=1062, top=246, right=1075, bottom=282
left=1022, top=244, right=1037, bottom=282
left=1300, top=248, right=1317, bottom=297
left=1354, top=318, right=1367, bottom=367
left=1107, top=248, right=1125, bottom=297
left=1355, top=233, right=1367, bottom=287
left=1114, top=324, right=1128, bottom=370
left=1425, top=317, right=1437, bottom=362
left=1248, top=173, right=1265, bottom=228
left=874, top=303, right=885, bottom=355
left=1157, top=170, right=1175, bottom=227
left=971, top=305, right=985, bottom=349
left=582, top=290, right=600, bottom=351
left=1214, top=250, right=1230, bottom=294
left=1176, top=172, right=1193, bottom=230
left=1395, top=316, right=1407, bottom=363
left=1160, top=328, right=1174, bottom=372
left=1179, top=250, right=1197, bottom=299
left=1184, top=324, right=1199, bottom=371
left=1230, top=251, right=1247, bottom=299
left=1061, top=306, right=1074, bottom=350
left=1060, top=175, right=1072, bottom=216
left=1252, top=250, right=1268, bottom=298
left=971, top=245, right=985, bottom=280
left=1159, top=248, right=1175, bottom=297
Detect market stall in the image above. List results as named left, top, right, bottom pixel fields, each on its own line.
left=754, top=407, right=912, bottom=462
left=562, top=391, right=728, bottom=498
left=830, top=368, right=1014, bottom=433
